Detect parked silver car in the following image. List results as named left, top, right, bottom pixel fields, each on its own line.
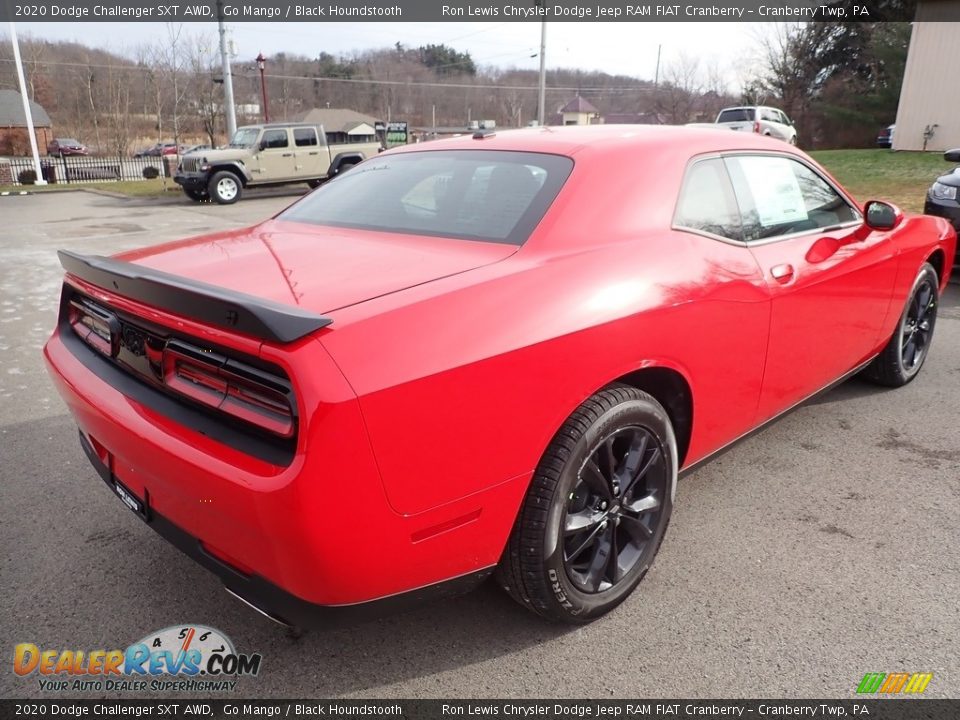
left=714, top=106, right=798, bottom=145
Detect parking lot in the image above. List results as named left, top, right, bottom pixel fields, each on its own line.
left=1, top=190, right=958, bottom=699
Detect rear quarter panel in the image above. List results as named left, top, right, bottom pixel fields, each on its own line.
left=320, top=140, right=771, bottom=515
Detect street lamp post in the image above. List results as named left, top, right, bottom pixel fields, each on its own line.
left=256, top=52, right=269, bottom=123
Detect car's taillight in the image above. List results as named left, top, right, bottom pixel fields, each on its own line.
left=68, top=299, right=118, bottom=357
left=162, top=341, right=295, bottom=439
left=753, top=121, right=761, bottom=133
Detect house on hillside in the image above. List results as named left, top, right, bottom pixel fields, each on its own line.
left=295, top=108, right=380, bottom=144
left=559, top=96, right=601, bottom=126
left=0, top=90, right=53, bottom=156
left=551, top=97, right=663, bottom=127
left=894, top=0, right=960, bottom=151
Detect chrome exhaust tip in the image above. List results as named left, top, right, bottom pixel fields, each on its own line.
left=224, top=586, right=293, bottom=628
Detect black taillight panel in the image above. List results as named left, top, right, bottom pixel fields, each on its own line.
left=59, top=283, right=299, bottom=461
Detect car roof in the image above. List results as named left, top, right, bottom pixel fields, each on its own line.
left=384, top=124, right=798, bottom=161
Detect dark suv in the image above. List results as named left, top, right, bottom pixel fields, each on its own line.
left=923, top=148, right=960, bottom=266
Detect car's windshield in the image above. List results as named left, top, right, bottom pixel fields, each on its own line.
left=59, top=139, right=80, bottom=145
left=278, top=150, right=574, bottom=246
left=229, top=129, right=261, bottom=148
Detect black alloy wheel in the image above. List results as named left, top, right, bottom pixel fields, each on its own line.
left=563, top=426, right=667, bottom=593
left=900, top=275, right=937, bottom=372
left=498, top=385, right=676, bottom=623
left=864, top=261, right=940, bottom=387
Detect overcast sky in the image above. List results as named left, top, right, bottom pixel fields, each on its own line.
left=8, top=21, right=762, bottom=89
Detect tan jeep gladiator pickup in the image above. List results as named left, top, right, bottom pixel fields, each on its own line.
left=174, top=123, right=382, bottom=204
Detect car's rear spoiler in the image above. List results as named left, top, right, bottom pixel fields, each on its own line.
left=58, top=250, right=332, bottom=344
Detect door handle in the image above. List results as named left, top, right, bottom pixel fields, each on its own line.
left=281, top=153, right=293, bottom=157
left=770, top=264, right=795, bottom=282
left=308, top=152, right=319, bottom=156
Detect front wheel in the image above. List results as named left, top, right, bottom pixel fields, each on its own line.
left=208, top=170, right=242, bottom=204
left=863, top=262, right=939, bottom=387
left=497, top=385, right=676, bottom=623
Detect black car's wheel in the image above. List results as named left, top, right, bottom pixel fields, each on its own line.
left=497, top=385, right=676, bottom=623
left=307, top=179, right=323, bottom=189
left=208, top=170, right=242, bottom=204
left=864, top=262, right=939, bottom=387
left=183, top=188, right=207, bottom=202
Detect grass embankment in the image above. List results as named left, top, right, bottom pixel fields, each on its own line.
left=0, top=178, right=178, bottom=198
left=810, top=149, right=949, bottom=214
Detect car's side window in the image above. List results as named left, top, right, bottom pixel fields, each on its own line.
left=777, top=111, right=791, bottom=126
left=261, top=129, right=289, bottom=149
left=761, top=108, right=779, bottom=123
left=724, top=155, right=859, bottom=242
left=673, top=158, right=742, bottom=242
left=293, top=128, right=318, bottom=147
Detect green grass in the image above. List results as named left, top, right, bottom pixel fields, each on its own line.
left=810, top=149, right=949, bottom=213
left=0, top=178, right=179, bottom=198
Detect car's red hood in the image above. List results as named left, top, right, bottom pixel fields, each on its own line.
left=115, top=219, right=516, bottom=315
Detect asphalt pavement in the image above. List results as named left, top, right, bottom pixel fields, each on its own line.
left=1, top=190, right=958, bottom=699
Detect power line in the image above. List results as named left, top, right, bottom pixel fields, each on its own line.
left=0, top=57, right=655, bottom=94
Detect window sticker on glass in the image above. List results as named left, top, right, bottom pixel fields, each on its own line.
left=739, top=156, right=807, bottom=227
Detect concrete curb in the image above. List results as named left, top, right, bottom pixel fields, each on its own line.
left=0, top=190, right=30, bottom=196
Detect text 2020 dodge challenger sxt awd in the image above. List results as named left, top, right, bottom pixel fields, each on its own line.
left=44, top=126, right=956, bottom=626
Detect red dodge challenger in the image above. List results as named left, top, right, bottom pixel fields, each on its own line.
left=44, top=126, right=956, bottom=626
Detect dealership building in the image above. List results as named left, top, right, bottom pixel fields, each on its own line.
left=894, top=0, right=960, bottom=151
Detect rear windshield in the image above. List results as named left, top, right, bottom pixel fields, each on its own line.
left=279, top=149, right=574, bottom=246
left=717, top=108, right=755, bottom=123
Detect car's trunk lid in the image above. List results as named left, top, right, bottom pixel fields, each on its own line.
left=114, top=219, right=517, bottom=316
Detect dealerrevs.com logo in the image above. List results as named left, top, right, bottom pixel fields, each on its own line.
left=13, top=625, right=262, bottom=693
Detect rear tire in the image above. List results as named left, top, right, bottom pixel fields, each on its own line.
left=497, top=385, right=676, bottom=623
left=208, top=170, right=242, bottom=204
left=863, top=262, right=939, bottom=387
left=335, top=161, right=356, bottom=176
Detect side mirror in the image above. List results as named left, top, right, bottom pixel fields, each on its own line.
left=864, top=200, right=903, bottom=231
left=944, top=148, right=960, bottom=162
left=258, top=140, right=268, bottom=151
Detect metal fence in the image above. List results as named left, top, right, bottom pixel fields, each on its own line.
left=0, top=154, right=174, bottom=186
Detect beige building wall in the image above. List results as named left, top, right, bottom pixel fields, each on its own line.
left=894, top=8, right=960, bottom=151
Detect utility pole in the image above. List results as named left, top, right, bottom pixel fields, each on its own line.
left=8, top=22, right=46, bottom=185
left=537, top=18, right=547, bottom=126
left=216, top=0, right=237, bottom=139
left=256, top=53, right=269, bottom=123
left=654, top=44, right=662, bottom=87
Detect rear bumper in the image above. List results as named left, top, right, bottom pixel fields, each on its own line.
left=77, top=429, right=491, bottom=628
left=43, top=314, right=524, bottom=622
